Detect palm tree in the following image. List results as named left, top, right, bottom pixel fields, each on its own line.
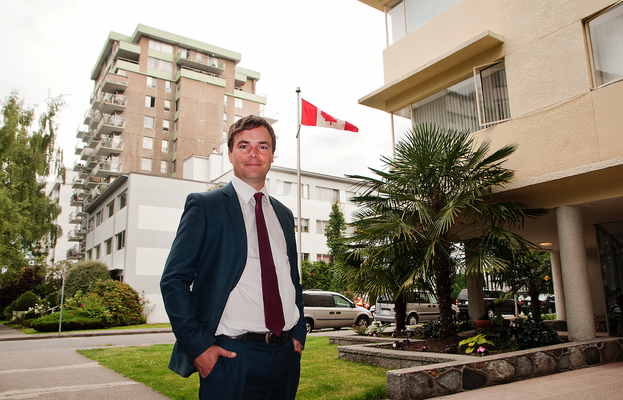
left=344, top=124, right=546, bottom=339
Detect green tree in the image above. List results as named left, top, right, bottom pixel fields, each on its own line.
left=15, top=290, right=38, bottom=311
left=301, top=260, right=333, bottom=290
left=0, top=92, right=65, bottom=285
left=325, top=201, right=348, bottom=292
left=345, top=125, right=546, bottom=339
left=0, top=265, right=45, bottom=311
left=64, top=261, right=110, bottom=299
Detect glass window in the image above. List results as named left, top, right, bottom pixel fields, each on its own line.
left=165, top=81, right=172, bottom=92
left=142, top=158, right=152, bottom=171
left=386, top=0, right=462, bottom=46
left=235, top=98, right=243, bottom=108
left=316, top=219, right=329, bottom=235
left=107, top=200, right=115, bottom=218
left=172, top=140, right=177, bottom=152
left=118, top=191, right=126, bottom=209
left=143, top=137, right=154, bottom=150
left=163, top=120, right=170, bottom=131
left=105, top=238, right=112, bottom=255
left=145, top=96, right=155, bottom=108
left=149, top=39, right=173, bottom=54
left=147, top=57, right=173, bottom=73
left=172, top=160, right=176, bottom=173
left=161, top=160, right=167, bottom=173
left=116, top=230, right=126, bottom=250
left=333, top=294, right=351, bottom=308
left=146, top=77, right=157, bottom=88
left=88, top=217, right=94, bottom=233
left=223, top=112, right=228, bottom=123
left=164, top=100, right=171, bottom=111
left=387, top=1, right=406, bottom=45
left=95, top=244, right=100, bottom=259
left=162, top=139, right=169, bottom=152
left=144, top=116, right=154, bottom=129
left=475, top=61, right=511, bottom=126
left=588, top=3, right=623, bottom=87
left=86, top=249, right=92, bottom=260
left=175, top=100, right=179, bottom=112
left=96, top=211, right=103, bottom=227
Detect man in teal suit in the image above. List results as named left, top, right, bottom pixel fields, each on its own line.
left=160, top=115, right=306, bottom=400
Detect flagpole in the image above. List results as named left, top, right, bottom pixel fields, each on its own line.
left=296, top=87, right=302, bottom=275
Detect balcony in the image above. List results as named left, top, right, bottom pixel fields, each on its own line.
left=68, top=210, right=84, bottom=224
left=95, top=114, right=125, bottom=136
left=80, top=146, right=95, bottom=160
left=260, top=108, right=279, bottom=125
left=93, top=159, right=122, bottom=178
left=91, top=72, right=129, bottom=103
left=95, top=136, right=124, bottom=157
left=99, top=93, right=127, bottom=114
left=82, top=193, right=93, bottom=209
left=79, top=167, right=92, bottom=180
left=67, top=226, right=85, bottom=242
left=75, top=206, right=87, bottom=217
left=74, top=142, right=84, bottom=156
left=76, top=126, right=89, bottom=140
left=233, top=86, right=267, bottom=105
left=71, top=175, right=83, bottom=189
left=84, top=176, right=101, bottom=190
left=91, top=182, right=110, bottom=201
left=72, top=159, right=85, bottom=172
left=177, top=49, right=225, bottom=75
left=86, top=134, right=101, bottom=149
left=66, top=244, right=84, bottom=260
left=70, top=192, right=82, bottom=207
left=84, top=154, right=100, bottom=169
left=89, top=110, right=102, bottom=129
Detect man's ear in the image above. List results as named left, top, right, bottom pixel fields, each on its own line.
left=228, top=150, right=233, bottom=163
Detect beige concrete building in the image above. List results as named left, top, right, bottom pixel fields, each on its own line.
left=357, top=0, right=623, bottom=340
left=68, top=24, right=274, bottom=262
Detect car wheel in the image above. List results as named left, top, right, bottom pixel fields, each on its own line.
left=407, top=313, right=418, bottom=326
left=305, top=318, right=313, bottom=333
left=487, top=308, right=496, bottom=319
left=356, top=316, right=369, bottom=329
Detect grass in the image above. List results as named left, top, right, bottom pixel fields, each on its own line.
left=78, top=336, right=389, bottom=400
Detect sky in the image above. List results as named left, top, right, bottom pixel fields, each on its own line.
left=0, top=0, right=407, bottom=179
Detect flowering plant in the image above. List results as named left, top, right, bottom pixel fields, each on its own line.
left=458, top=333, right=494, bottom=355
left=140, top=290, right=156, bottom=320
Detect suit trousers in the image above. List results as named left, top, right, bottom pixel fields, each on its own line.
left=199, top=336, right=301, bottom=400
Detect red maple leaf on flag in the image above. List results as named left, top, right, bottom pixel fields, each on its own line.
left=320, top=110, right=338, bottom=125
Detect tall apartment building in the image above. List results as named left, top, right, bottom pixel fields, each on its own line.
left=69, top=24, right=273, bottom=261
left=357, top=0, right=623, bottom=340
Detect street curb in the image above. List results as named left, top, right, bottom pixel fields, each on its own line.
left=0, top=328, right=173, bottom=342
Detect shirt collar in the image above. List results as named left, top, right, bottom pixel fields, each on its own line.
left=231, top=176, right=269, bottom=204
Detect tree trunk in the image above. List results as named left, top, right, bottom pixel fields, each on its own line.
left=394, top=296, right=407, bottom=332
left=529, top=287, right=542, bottom=321
left=436, top=242, right=457, bottom=339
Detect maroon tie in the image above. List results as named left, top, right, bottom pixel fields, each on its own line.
left=254, top=192, right=285, bottom=336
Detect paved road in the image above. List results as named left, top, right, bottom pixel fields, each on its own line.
left=0, top=326, right=175, bottom=399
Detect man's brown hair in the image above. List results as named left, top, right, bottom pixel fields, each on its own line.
left=227, top=115, right=276, bottom=153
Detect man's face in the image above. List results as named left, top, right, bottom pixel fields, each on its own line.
left=228, top=126, right=274, bottom=190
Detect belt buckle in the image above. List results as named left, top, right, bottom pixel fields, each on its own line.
left=265, top=332, right=279, bottom=345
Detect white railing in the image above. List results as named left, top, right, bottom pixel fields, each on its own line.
left=177, top=48, right=225, bottom=70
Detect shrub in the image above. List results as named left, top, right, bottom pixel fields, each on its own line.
left=3, top=301, right=17, bottom=319
left=91, top=280, right=145, bottom=326
left=418, top=320, right=441, bottom=339
left=495, top=317, right=562, bottom=350
left=30, top=310, right=108, bottom=332
left=64, top=261, right=110, bottom=299
left=15, top=291, right=39, bottom=311
left=64, top=290, right=110, bottom=324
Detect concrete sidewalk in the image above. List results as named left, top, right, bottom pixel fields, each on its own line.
left=0, top=321, right=172, bottom=341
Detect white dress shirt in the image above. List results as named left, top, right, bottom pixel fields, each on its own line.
left=215, top=176, right=299, bottom=336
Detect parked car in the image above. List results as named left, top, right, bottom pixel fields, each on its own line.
left=374, top=291, right=457, bottom=325
left=520, top=294, right=556, bottom=315
left=302, top=290, right=372, bottom=333
left=456, top=289, right=516, bottom=317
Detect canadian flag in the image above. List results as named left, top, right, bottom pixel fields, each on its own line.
left=301, top=99, right=358, bottom=132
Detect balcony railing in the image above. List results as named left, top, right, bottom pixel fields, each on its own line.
left=84, top=176, right=101, bottom=189
left=76, top=126, right=89, bottom=140
left=91, top=72, right=129, bottom=103
left=71, top=175, right=83, bottom=189
left=72, top=159, right=85, bottom=172
left=66, top=244, right=84, bottom=259
left=68, top=211, right=84, bottom=224
left=93, top=160, right=123, bottom=178
left=177, top=49, right=225, bottom=75
left=95, top=136, right=124, bottom=157
left=70, top=192, right=82, bottom=206
left=95, top=114, right=125, bottom=136
left=99, top=93, right=127, bottom=114
left=91, top=182, right=110, bottom=200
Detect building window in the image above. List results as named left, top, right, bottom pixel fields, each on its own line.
left=165, top=81, right=172, bottom=92
left=317, top=254, right=330, bottom=263
left=316, top=219, right=329, bottom=235
left=142, top=158, right=152, bottom=171
left=173, top=139, right=177, bottom=152
left=234, top=115, right=242, bottom=123
left=95, top=211, right=103, bottom=227
left=147, top=77, right=157, bottom=88
left=94, top=244, right=101, bottom=259
left=145, top=96, right=156, bottom=108
left=475, top=61, right=511, bottom=127
left=88, top=217, right=95, bottom=233
left=235, top=98, right=243, bottom=108
left=301, top=184, right=310, bottom=199
left=86, top=249, right=92, bottom=260
left=174, top=121, right=178, bottom=132
left=164, top=100, right=171, bottom=111
left=315, top=187, right=340, bottom=203
left=294, top=218, right=310, bottom=233
left=149, top=39, right=173, bottom=54
left=144, top=116, right=154, bottom=129
left=105, top=238, right=112, bottom=255
left=116, top=230, right=126, bottom=250
left=223, top=112, right=227, bottom=123
left=143, top=136, right=154, bottom=150
left=147, top=57, right=173, bottom=73
left=162, top=139, right=169, bottom=152
left=163, top=120, right=170, bottom=131
left=588, top=3, right=623, bottom=87
left=118, top=191, right=126, bottom=209
left=161, top=160, right=168, bottom=173
left=107, top=200, right=115, bottom=218
left=224, top=95, right=228, bottom=106
left=386, top=0, right=462, bottom=46
left=175, top=100, right=179, bottom=112
left=172, top=160, right=176, bottom=173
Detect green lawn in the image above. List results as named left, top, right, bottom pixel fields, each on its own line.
left=78, top=336, right=388, bottom=400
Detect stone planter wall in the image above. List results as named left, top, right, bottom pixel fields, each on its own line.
left=336, top=337, right=623, bottom=400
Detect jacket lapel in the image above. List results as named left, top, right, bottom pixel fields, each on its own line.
left=223, top=182, right=247, bottom=260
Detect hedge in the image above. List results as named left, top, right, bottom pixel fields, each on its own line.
left=30, top=310, right=109, bottom=332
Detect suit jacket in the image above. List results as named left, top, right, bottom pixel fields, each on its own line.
left=160, top=182, right=307, bottom=378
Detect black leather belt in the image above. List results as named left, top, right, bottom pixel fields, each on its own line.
left=218, top=330, right=291, bottom=345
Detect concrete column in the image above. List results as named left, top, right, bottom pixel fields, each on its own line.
left=550, top=251, right=566, bottom=321
left=556, top=205, right=595, bottom=341
left=466, top=270, right=485, bottom=320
